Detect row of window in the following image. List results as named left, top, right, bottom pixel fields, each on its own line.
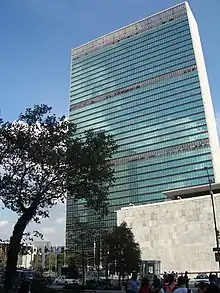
left=70, top=62, right=196, bottom=107
left=116, top=117, right=206, bottom=145
left=71, top=86, right=201, bottom=125
left=71, top=34, right=192, bottom=88
left=71, top=44, right=193, bottom=99
left=114, top=145, right=211, bottom=170
left=72, top=6, right=187, bottom=60
left=115, top=132, right=208, bottom=160
left=71, top=42, right=193, bottom=94
left=113, top=140, right=210, bottom=169
left=75, top=90, right=202, bottom=129
left=117, top=131, right=208, bottom=159
left=66, top=217, right=117, bottom=230
left=115, top=153, right=212, bottom=179
left=85, top=212, right=117, bottom=222
left=72, top=15, right=188, bottom=62
left=108, top=173, right=213, bottom=198
left=78, top=111, right=206, bottom=154
left=66, top=199, right=129, bottom=214
left=118, top=124, right=207, bottom=151
left=71, top=46, right=194, bottom=99
left=106, top=194, right=165, bottom=207
left=70, top=54, right=195, bottom=104
left=70, top=66, right=197, bottom=115
left=114, top=161, right=213, bottom=187
left=71, top=45, right=193, bottom=98
left=66, top=201, right=142, bottom=224
left=67, top=197, right=160, bottom=217
left=67, top=175, right=212, bottom=212
left=76, top=97, right=203, bottom=134
left=76, top=105, right=205, bottom=139
left=70, top=72, right=199, bottom=119
left=72, top=17, right=189, bottom=71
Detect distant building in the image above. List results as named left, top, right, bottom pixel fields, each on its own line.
left=33, top=241, right=64, bottom=270
left=0, top=241, right=34, bottom=269
left=0, top=240, right=65, bottom=270
left=67, top=2, right=220, bottom=251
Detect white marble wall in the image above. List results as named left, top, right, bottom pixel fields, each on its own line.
left=117, top=195, right=220, bottom=272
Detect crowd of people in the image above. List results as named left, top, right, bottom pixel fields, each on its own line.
left=127, top=271, right=220, bottom=293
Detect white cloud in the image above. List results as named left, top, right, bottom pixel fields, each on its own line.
left=55, top=217, right=65, bottom=225
left=0, top=220, right=12, bottom=241
left=41, top=226, right=56, bottom=235
left=0, top=199, right=66, bottom=245
left=0, top=220, right=9, bottom=229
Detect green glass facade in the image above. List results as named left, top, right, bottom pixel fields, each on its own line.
left=66, top=3, right=217, bottom=248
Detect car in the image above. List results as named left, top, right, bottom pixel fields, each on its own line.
left=1, top=270, right=34, bottom=288
left=54, top=275, right=79, bottom=286
left=194, top=274, right=209, bottom=287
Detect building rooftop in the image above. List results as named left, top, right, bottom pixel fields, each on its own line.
left=163, top=183, right=220, bottom=200
left=71, top=2, right=189, bottom=59
left=117, top=183, right=220, bottom=212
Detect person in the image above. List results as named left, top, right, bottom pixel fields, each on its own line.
left=127, top=272, right=139, bottom=293
left=164, top=274, right=176, bottom=293
left=207, top=274, right=220, bottom=293
left=163, top=272, right=168, bottom=284
left=139, top=277, right=150, bottom=293
left=173, top=276, right=192, bottom=293
left=198, top=281, right=207, bottom=293
left=184, top=272, right=189, bottom=289
left=18, top=280, right=31, bottom=293
left=151, top=276, right=164, bottom=293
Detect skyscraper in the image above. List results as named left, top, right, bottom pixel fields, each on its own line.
left=66, top=2, right=220, bottom=248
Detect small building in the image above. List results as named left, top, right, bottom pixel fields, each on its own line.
left=117, top=184, right=220, bottom=273
left=0, top=241, right=34, bottom=269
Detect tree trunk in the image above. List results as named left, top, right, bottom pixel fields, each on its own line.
left=105, top=264, right=108, bottom=288
left=81, top=240, right=85, bottom=287
left=118, top=271, right=121, bottom=288
left=4, top=205, right=37, bottom=293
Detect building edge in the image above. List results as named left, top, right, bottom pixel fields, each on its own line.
left=71, top=2, right=188, bottom=58
left=186, top=3, right=220, bottom=182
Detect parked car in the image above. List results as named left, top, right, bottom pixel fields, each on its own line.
left=194, top=274, right=209, bottom=287
left=1, top=270, right=34, bottom=288
left=54, top=275, right=79, bottom=285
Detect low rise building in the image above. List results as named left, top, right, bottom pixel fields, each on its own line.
left=117, top=183, right=220, bottom=272
left=0, top=241, right=34, bottom=269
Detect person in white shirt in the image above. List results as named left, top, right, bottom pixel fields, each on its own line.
left=173, top=276, right=192, bottom=293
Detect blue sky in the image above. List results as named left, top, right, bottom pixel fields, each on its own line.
left=0, top=0, right=220, bottom=244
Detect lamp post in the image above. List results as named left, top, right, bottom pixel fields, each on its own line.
left=204, top=167, right=220, bottom=269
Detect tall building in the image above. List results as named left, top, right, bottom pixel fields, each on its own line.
left=66, top=2, right=220, bottom=249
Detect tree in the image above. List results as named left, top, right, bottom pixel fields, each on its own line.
left=66, top=254, right=81, bottom=268
left=103, top=222, right=141, bottom=286
left=0, top=105, right=117, bottom=292
left=31, top=253, right=42, bottom=271
left=57, top=252, right=64, bottom=270
left=67, top=221, right=99, bottom=285
left=44, top=252, right=55, bottom=271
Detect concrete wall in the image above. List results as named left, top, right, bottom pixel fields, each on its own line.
left=117, top=195, right=220, bottom=273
